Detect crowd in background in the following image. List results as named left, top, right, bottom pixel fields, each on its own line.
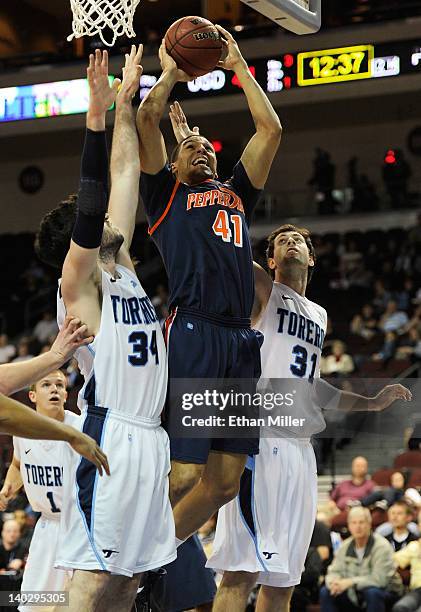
left=0, top=214, right=420, bottom=609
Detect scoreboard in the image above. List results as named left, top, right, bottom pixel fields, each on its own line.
left=1, top=38, right=421, bottom=122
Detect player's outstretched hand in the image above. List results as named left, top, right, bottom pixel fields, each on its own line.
left=117, top=44, right=143, bottom=102
left=0, top=483, right=12, bottom=511
left=50, top=316, right=94, bottom=365
left=169, top=101, right=199, bottom=143
left=215, top=25, right=245, bottom=71
left=87, top=49, right=121, bottom=117
left=67, top=428, right=110, bottom=476
left=159, top=40, right=194, bottom=82
left=372, top=383, right=412, bottom=412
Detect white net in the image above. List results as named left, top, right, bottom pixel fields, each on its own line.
left=67, top=0, right=142, bottom=47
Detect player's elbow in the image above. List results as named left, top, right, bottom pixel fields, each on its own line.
left=261, top=120, right=282, bottom=142
left=136, top=102, right=161, bottom=130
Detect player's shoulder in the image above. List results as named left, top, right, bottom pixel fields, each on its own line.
left=64, top=410, right=81, bottom=428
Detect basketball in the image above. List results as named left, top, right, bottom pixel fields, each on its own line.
left=164, top=16, right=223, bottom=78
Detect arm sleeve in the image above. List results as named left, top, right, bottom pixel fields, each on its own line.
left=226, top=161, right=263, bottom=224
left=140, top=164, right=177, bottom=229
left=72, top=129, right=109, bottom=249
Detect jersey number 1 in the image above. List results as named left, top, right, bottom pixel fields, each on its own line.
left=212, top=210, right=243, bottom=247
left=47, top=491, right=60, bottom=513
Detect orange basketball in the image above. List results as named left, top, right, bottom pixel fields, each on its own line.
left=165, top=16, right=223, bottom=78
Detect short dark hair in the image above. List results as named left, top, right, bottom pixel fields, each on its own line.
left=35, top=195, right=78, bottom=269
left=266, top=223, right=316, bottom=283
left=389, top=500, right=412, bottom=515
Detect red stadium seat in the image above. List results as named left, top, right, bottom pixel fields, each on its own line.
left=394, top=451, right=421, bottom=469
left=371, top=468, right=395, bottom=487
left=407, top=468, right=421, bottom=488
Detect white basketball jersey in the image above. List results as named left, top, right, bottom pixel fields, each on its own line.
left=57, top=265, right=167, bottom=421
left=256, top=281, right=328, bottom=436
left=13, top=411, right=80, bottom=519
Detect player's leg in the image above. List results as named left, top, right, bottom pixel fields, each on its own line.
left=256, top=585, right=294, bottom=612
left=63, top=569, right=110, bottom=612
left=169, top=459, right=204, bottom=506
left=173, top=451, right=247, bottom=541
left=213, top=570, right=258, bottom=612
left=98, top=573, right=142, bottom=612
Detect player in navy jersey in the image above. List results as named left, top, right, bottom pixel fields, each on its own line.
left=137, top=25, right=281, bottom=545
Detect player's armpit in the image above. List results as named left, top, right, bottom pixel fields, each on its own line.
left=252, top=262, right=272, bottom=324
left=240, top=130, right=282, bottom=190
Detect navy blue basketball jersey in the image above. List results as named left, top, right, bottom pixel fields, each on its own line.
left=140, top=162, right=262, bottom=318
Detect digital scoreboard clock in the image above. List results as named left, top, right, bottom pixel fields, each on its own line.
left=297, top=45, right=374, bottom=86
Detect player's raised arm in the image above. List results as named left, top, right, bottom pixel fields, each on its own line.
left=252, top=261, right=273, bottom=324
left=108, top=45, right=143, bottom=271
left=0, top=394, right=110, bottom=475
left=216, top=25, right=282, bottom=189
left=0, top=317, right=93, bottom=396
left=136, top=40, right=192, bottom=174
left=62, top=50, right=120, bottom=305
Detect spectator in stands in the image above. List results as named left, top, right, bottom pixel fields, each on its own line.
left=308, top=148, right=337, bottom=214
left=321, top=340, right=355, bottom=376
left=373, top=280, right=392, bottom=314
left=361, top=473, right=406, bottom=511
left=317, top=511, right=343, bottom=557
left=311, top=519, right=334, bottom=571
left=393, top=529, right=421, bottom=611
left=382, top=148, right=411, bottom=209
left=329, top=456, right=375, bottom=512
left=395, top=278, right=416, bottom=312
left=0, top=519, right=25, bottom=572
left=373, top=331, right=398, bottom=361
left=320, top=507, right=403, bottom=612
left=32, top=311, right=58, bottom=345
left=379, top=301, right=409, bottom=334
left=13, top=509, right=34, bottom=553
left=0, top=334, right=16, bottom=364
left=377, top=506, right=420, bottom=540
left=397, top=329, right=421, bottom=362
left=291, top=546, right=323, bottom=611
left=408, top=212, right=421, bottom=248
left=350, top=304, right=378, bottom=340
left=383, top=501, right=419, bottom=552
left=11, top=340, right=33, bottom=363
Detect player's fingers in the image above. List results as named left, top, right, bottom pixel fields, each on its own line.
left=101, top=49, right=108, bottom=72
left=112, top=78, right=122, bottom=93
left=193, top=126, right=200, bottom=134
left=215, top=24, right=234, bottom=41
left=136, top=43, right=144, bottom=62
left=78, top=335, right=95, bottom=347
left=97, top=448, right=110, bottom=476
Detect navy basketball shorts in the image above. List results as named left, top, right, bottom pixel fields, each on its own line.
left=164, top=307, right=263, bottom=464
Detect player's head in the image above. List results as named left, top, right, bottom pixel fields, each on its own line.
left=35, top=195, right=124, bottom=269
left=388, top=501, right=411, bottom=529
left=29, top=370, right=67, bottom=421
left=171, top=135, right=217, bottom=184
left=266, top=224, right=316, bottom=285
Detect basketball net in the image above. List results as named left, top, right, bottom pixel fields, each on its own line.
left=67, top=0, right=142, bottom=47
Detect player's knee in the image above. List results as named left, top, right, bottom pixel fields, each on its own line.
left=260, top=585, right=294, bottom=603
left=221, top=570, right=257, bottom=592
left=170, top=461, right=203, bottom=505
